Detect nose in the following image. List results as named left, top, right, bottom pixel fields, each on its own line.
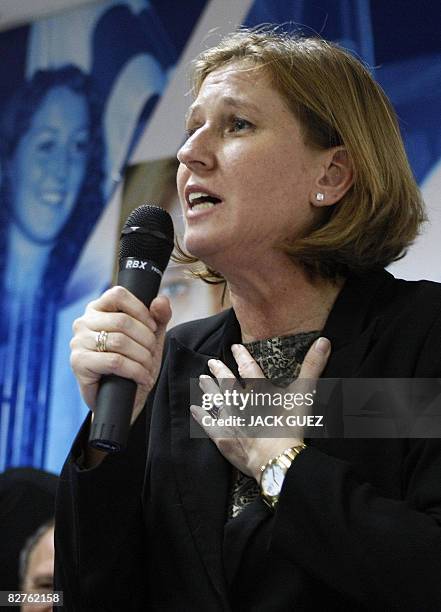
left=47, top=146, right=68, bottom=184
left=177, top=127, right=215, bottom=172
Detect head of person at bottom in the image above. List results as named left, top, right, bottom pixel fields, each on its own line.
left=19, top=519, right=54, bottom=612
left=176, top=27, right=424, bottom=301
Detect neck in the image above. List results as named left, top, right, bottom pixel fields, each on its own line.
left=224, top=254, right=343, bottom=343
left=5, top=225, right=52, bottom=298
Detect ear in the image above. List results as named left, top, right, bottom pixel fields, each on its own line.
left=311, top=147, right=353, bottom=207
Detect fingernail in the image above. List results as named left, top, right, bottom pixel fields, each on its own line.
left=315, top=337, right=330, bottom=354
left=231, top=344, right=246, bottom=357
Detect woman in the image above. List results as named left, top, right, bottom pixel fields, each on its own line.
left=0, top=66, right=104, bottom=469
left=56, top=29, right=441, bottom=610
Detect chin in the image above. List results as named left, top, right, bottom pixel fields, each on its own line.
left=183, top=232, right=217, bottom=261
left=184, top=227, right=244, bottom=271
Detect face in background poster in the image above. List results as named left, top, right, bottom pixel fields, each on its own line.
left=0, top=66, right=104, bottom=471
left=121, top=159, right=226, bottom=328
left=0, top=0, right=209, bottom=473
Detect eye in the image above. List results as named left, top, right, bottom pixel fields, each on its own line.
left=184, top=116, right=253, bottom=139
left=36, top=138, right=55, bottom=153
left=228, top=117, right=253, bottom=133
left=71, top=131, right=89, bottom=157
left=161, top=280, right=189, bottom=299
left=185, top=124, right=199, bottom=139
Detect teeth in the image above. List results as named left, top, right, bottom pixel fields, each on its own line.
left=192, top=202, right=215, bottom=211
left=188, top=191, right=214, bottom=204
left=42, top=192, right=63, bottom=204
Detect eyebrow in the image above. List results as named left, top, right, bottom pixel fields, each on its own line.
left=185, top=96, right=261, bottom=126
left=34, top=125, right=89, bottom=135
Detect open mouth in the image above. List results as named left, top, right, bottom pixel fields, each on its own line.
left=188, top=191, right=222, bottom=211
left=41, top=192, right=65, bottom=206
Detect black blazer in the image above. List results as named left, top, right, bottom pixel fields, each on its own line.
left=55, top=270, right=441, bottom=611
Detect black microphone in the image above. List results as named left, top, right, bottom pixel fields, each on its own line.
left=88, top=204, right=174, bottom=453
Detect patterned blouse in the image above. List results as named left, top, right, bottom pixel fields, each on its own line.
left=227, top=330, right=320, bottom=519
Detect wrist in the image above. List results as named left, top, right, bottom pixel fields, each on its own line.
left=252, top=438, right=304, bottom=482
left=259, top=443, right=307, bottom=509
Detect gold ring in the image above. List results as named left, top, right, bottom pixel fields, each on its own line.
left=96, top=330, right=109, bottom=352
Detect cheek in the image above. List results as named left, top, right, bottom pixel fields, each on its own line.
left=69, top=159, right=87, bottom=192
left=251, top=155, right=310, bottom=211
left=23, top=147, right=48, bottom=187
left=21, top=156, right=48, bottom=193
left=227, top=146, right=292, bottom=198
left=10, top=164, right=41, bottom=214
left=231, top=160, right=285, bottom=214
left=176, top=165, right=187, bottom=195
left=9, top=151, right=32, bottom=195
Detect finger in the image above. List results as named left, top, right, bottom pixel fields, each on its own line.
left=72, top=330, right=154, bottom=369
left=70, top=349, right=153, bottom=389
left=78, top=311, right=156, bottom=351
left=198, top=374, right=235, bottom=419
left=149, top=295, right=172, bottom=355
left=199, top=374, right=221, bottom=398
left=149, top=295, right=172, bottom=329
left=190, top=406, right=248, bottom=472
left=207, top=359, right=239, bottom=398
left=298, top=337, right=331, bottom=380
left=207, top=358, right=235, bottom=379
left=86, top=286, right=158, bottom=333
left=231, top=344, right=265, bottom=378
left=190, top=404, right=230, bottom=441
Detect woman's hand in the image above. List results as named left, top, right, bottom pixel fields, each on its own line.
left=70, top=286, right=172, bottom=425
left=191, top=338, right=331, bottom=481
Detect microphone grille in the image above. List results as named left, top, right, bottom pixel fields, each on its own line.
left=119, top=204, right=174, bottom=272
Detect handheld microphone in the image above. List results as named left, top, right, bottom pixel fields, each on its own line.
left=88, top=204, right=174, bottom=453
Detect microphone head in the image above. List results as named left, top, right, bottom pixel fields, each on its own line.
left=119, top=204, right=174, bottom=271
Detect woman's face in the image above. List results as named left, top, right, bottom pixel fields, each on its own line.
left=7, top=85, right=89, bottom=244
left=176, top=62, right=325, bottom=271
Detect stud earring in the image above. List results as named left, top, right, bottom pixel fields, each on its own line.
left=316, top=192, right=325, bottom=201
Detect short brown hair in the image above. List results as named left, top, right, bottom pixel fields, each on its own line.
left=176, top=27, right=425, bottom=281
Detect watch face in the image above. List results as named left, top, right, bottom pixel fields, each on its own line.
left=262, top=463, right=286, bottom=497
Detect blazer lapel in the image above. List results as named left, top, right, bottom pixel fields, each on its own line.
left=312, top=269, right=391, bottom=447
left=321, top=269, right=391, bottom=377
left=168, top=310, right=242, bottom=606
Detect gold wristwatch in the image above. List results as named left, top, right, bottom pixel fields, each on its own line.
left=260, top=443, right=307, bottom=509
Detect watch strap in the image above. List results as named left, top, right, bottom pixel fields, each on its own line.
left=260, top=443, right=307, bottom=509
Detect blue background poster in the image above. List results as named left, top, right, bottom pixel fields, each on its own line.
left=0, top=0, right=440, bottom=473
left=0, top=0, right=208, bottom=473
